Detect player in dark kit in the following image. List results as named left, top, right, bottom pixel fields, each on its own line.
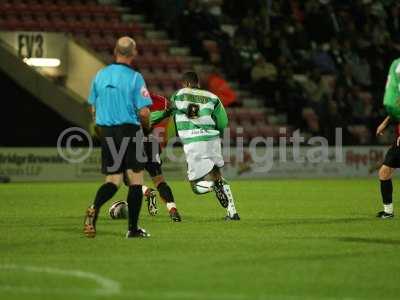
left=110, top=93, right=182, bottom=222
left=376, top=116, right=400, bottom=218
left=375, top=58, right=400, bottom=219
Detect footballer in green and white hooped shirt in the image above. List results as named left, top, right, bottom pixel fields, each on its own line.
left=157, top=72, right=239, bottom=220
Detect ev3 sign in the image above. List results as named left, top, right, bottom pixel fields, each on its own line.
left=17, top=33, right=45, bottom=58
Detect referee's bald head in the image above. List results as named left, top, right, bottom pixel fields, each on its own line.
left=114, top=36, right=137, bottom=58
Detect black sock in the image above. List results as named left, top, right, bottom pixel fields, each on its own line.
left=380, top=179, right=393, bottom=205
left=127, top=185, right=143, bottom=231
left=157, top=182, right=175, bottom=203
left=93, top=182, right=118, bottom=210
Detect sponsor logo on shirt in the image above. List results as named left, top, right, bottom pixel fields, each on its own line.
left=141, top=86, right=150, bottom=98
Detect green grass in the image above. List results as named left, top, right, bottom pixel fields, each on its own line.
left=0, top=179, right=400, bottom=300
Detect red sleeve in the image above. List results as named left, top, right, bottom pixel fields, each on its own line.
left=149, top=93, right=168, bottom=112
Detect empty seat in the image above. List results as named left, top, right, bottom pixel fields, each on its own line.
left=0, top=3, right=15, bottom=16
left=10, top=3, right=28, bottom=15
left=19, top=16, right=38, bottom=30
left=149, top=39, right=170, bottom=54
left=0, top=17, right=20, bottom=30
left=226, top=109, right=238, bottom=123
left=163, top=56, right=179, bottom=70
left=250, top=110, right=268, bottom=124
left=235, top=109, right=251, bottom=124
left=51, top=19, right=69, bottom=31
left=174, top=56, right=191, bottom=71
left=161, top=85, right=175, bottom=98
left=89, top=34, right=109, bottom=51
left=258, top=126, right=275, bottom=138
left=43, top=3, right=62, bottom=14
left=23, top=3, right=42, bottom=15
left=157, top=74, right=175, bottom=87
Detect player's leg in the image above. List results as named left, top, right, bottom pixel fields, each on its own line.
left=144, top=136, right=181, bottom=221
left=378, top=165, right=395, bottom=218
left=152, top=175, right=182, bottom=222
left=186, top=154, right=216, bottom=195
left=108, top=184, right=154, bottom=220
left=84, top=127, right=122, bottom=237
left=208, top=139, right=240, bottom=220
left=377, top=145, right=399, bottom=218
left=125, top=169, right=149, bottom=237
left=84, top=174, right=122, bottom=237
left=184, top=140, right=217, bottom=194
left=124, top=125, right=150, bottom=238
left=185, top=139, right=239, bottom=219
left=189, top=167, right=239, bottom=220
left=142, top=185, right=158, bottom=216
left=123, top=170, right=157, bottom=217
left=108, top=177, right=149, bottom=222
left=209, top=167, right=240, bottom=221
left=95, top=175, right=122, bottom=209
left=141, top=138, right=162, bottom=216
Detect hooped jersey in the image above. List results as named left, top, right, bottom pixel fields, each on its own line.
left=169, top=88, right=228, bottom=145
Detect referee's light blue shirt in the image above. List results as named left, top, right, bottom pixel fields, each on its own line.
left=88, top=63, right=152, bottom=126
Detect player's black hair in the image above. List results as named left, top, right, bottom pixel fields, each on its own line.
left=182, top=71, right=200, bottom=88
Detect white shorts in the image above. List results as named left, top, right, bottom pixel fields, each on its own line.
left=183, top=138, right=225, bottom=181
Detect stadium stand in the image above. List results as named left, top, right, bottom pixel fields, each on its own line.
left=0, top=0, right=274, bottom=146
left=2, top=0, right=396, bottom=146
left=139, top=0, right=400, bottom=145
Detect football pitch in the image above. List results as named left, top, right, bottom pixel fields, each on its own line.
left=1, top=179, right=400, bottom=300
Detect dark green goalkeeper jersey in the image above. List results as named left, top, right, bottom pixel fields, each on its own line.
left=384, top=58, right=400, bottom=120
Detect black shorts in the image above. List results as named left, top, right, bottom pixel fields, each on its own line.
left=383, top=145, right=400, bottom=168
left=98, top=124, right=145, bottom=175
left=144, top=136, right=163, bottom=178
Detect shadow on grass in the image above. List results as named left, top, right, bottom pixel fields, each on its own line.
left=288, top=236, right=400, bottom=246
left=264, top=217, right=371, bottom=227
left=336, top=237, right=400, bottom=245
left=275, top=251, right=371, bottom=262
left=50, top=227, right=119, bottom=237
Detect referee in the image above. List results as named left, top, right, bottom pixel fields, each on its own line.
left=83, top=36, right=152, bottom=238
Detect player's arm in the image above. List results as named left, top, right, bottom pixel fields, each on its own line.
left=377, top=116, right=391, bottom=136
left=150, top=110, right=171, bottom=125
left=150, top=93, right=177, bottom=126
left=212, top=99, right=228, bottom=135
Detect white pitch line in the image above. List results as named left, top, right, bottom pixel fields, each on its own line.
left=0, top=265, right=359, bottom=300
left=0, top=264, right=120, bottom=296
left=0, top=285, right=91, bottom=296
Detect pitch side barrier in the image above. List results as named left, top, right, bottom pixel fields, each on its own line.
left=0, top=146, right=385, bottom=182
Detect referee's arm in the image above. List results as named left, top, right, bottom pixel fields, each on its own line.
left=134, top=74, right=153, bottom=135
left=88, top=77, right=98, bottom=123
left=139, top=107, right=151, bottom=135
